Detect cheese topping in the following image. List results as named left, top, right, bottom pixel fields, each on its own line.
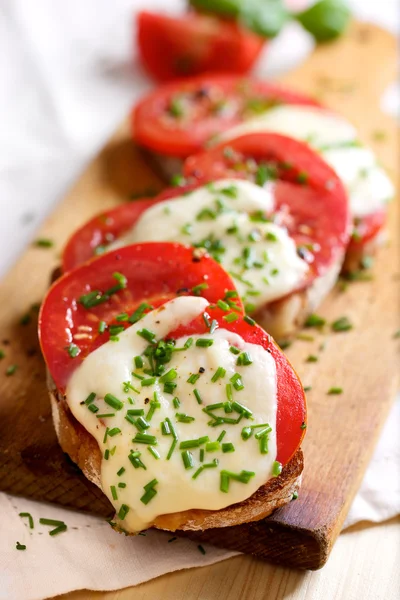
left=66, top=296, right=278, bottom=533
left=219, top=105, right=394, bottom=218
left=113, top=179, right=308, bottom=312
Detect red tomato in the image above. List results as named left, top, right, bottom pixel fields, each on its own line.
left=348, top=208, right=386, bottom=252
left=184, top=132, right=351, bottom=279
left=40, top=242, right=306, bottom=465
left=137, top=12, right=265, bottom=83
left=133, top=74, right=320, bottom=157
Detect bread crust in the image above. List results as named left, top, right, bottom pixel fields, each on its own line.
left=49, top=377, right=303, bottom=533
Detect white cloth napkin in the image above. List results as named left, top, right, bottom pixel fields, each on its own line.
left=0, top=1, right=399, bottom=599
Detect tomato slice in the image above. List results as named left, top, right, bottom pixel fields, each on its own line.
left=137, top=12, right=265, bottom=83
left=349, top=208, right=386, bottom=250
left=133, top=74, right=320, bottom=157
left=41, top=242, right=243, bottom=392
left=40, top=242, right=306, bottom=465
left=184, top=133, right=351, bottom=279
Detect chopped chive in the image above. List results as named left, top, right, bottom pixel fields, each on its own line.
left=134, top=356, right=144, bottom=369
left=300, top=422, right=307, bottom=430
left=16, top=542, right=26, bottom=550
left=297, top=333, right=315, bottom=342
left=187, top=373, right=200, bottom=384
left=303, top=386, right=312, bottom=392
left=104, top=450, right=110, bottom=460
left=205, top=441, right=220, bottom=452
left=111, top=485, right=118, bottom=501
left=244, top=315, right=255, bottom=326
left=211, top=366, right=226, bottom=382
left=236, top=352, right=252, bottom=366
left=148, top=446, right=160, bottom=460
left=0, top=349, right=5, bottom=360
left=328, top=387, right=343, bottom=395
left=254, top=426, right=272, bottom=439
left=97, top=412, right=115, bottom=419
left=222, top=442, right=235, bottom=453
left=306, top=354, right=318, bottom=363
left=109, top=325, right=124, bottom=337
left=34, top=238, right=53, bottom=248
left=117, top=467, right=125, bottom=476
left=137, top=328, right=156, bottom=343
left=83, top=392, right=96, bottom=405
left=217, top=299, right=230, bottom=311
left=128, top=303, right=153, bottom=324
left=192, top=459, right=218, bottom=479
left=108, top=427, right=121, bottom=437
left=173, top=397, right=181, bottom=409
left=331, top=316, right=352, bottom=332
left=192, top=283, right=209, bottom=296
left=181, top=450, right=194, bottom=469
left=19, top=512, right=34, bottom=529
left=118, top=504, right=130, bottom=520
left=198, top=545, right=206, bottom=555
left=126, top=408, right=145, bottom=416
left=217, top=430, right=226, bottom=442
left=259, top=435, right=269, bottom=454
left=122, top=381, right=140, bottom=394
left=166, top=438, right=178, bottom=460
left=104, top=393, right=124, bottom=410
left=230, top=374, right=244, bottom=392
left=272, top=461, right=282, bottom=477
left=220, top=470, right=255, bottom=493
left=193, top=389, right=202, bottom=404
left=132, top=433, right=157, bottom=445
left=241, top=426, right=253, bottom=440
left=199, top=448, right=205, bottom=462
left=141, top=377, right=156, bottom=387
left=166, top=417, right=177, bottom=440
left=88, top=404, right=99, bottom=413
left=132, top=372, right=144, bottom=380
left=225, top=384, right=233, bottom=402
left=195, top=338, right=214, bottom=348
left=116, top=312, right=129, bottom=322
left=159, top=368, right=177, bottom=383
left=179, top=437, right=209, bottom=449
left=184, top=337, right=193, bottom=349
left=203, top=313, right=211, bottom=328
left=66, top=344, right=80, bottom=358
left=232, top=400, right=252, bottom=417
left=118, top=482, right=127, bottom=489
left=229, top=345, right=240, bottom=355
left=161, top=420, right=171, bottom=435
left=39, top=518, right=67, bottom=536
left=176, top=413, right=195, bottom=423
left=305, top=314, right=326, bottom=328
left=292, top=491, right=299, bottom=500
left=128, top=451, right=146, bottom=470
left=223, top=312, right=239, bottom=323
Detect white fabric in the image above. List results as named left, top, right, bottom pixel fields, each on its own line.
left=0, top=1, right=398, bottom=599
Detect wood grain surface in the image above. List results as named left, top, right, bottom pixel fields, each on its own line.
left=0, top=21, right=398, bottom=571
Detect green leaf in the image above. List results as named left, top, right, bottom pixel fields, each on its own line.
left=189, top=0, right=288, bottom=39
left=296, top=0, right=351, bottom=43
left=240, top=0, right=289, bottom=39
left=189, top=0, right=241, bottom=17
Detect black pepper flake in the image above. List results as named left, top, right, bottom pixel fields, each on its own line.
left=198, top=367, right=205, bottom=374
left=144, top=397, right=150, bottom=404
left=176, top=287, right=190, bottom=295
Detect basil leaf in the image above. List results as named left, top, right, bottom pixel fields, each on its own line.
left=296, top=0, right=351, bottom=42
left=190, top=0, right=288, bottom=39
left=189, top=0, right=241, bottom=17
left=240, top=0, right=289, bottom=39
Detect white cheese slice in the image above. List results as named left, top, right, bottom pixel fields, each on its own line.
left=113, top=179, right=308, bottom=311
left=66, top=296, right=278, bottom=533
left=219, top=105, right=394, bottom=219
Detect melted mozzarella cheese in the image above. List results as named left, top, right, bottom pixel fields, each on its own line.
left=66, top=296, right=278, bottom=533
left=219, top=105, right=394, bottom=219
left=113, top=179, right=308, bottom=311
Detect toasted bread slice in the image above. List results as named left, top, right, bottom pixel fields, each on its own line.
left=49, top=375, right=303, bottom=533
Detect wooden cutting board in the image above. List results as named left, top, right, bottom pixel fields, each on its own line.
left=0, top=21, right=398, bottom=570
